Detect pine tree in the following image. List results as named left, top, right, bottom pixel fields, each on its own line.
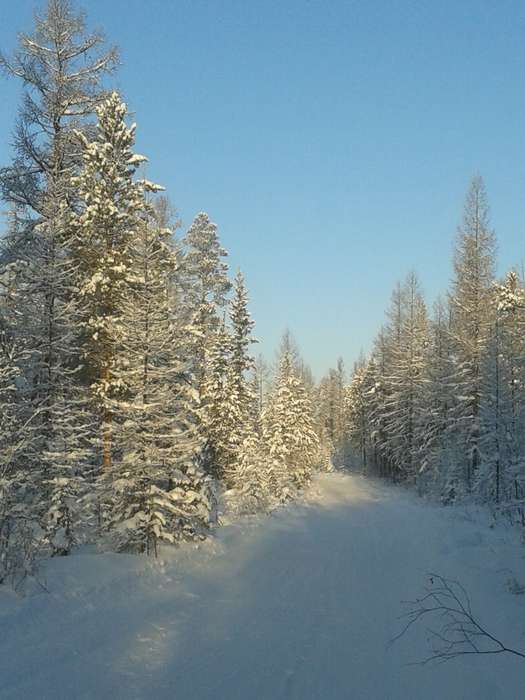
left=71, top=91, right=160, bottom=471
left=181, top=212, right=231, bottom=394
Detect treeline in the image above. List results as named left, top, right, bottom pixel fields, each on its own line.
left=344, top=176, right=525, bottom=517
left=0, top=1, right=324, bottom=582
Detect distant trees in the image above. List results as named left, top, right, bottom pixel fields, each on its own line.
left=316, top=358, right=346, bottom=466
left=344, top=176, right=525, bottom=518
left=224, top=331, right=322, bottom=514
left=262, top=350, right=319, bottom=498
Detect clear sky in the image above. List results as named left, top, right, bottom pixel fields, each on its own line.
left=1, top=0, right=524, bottom=378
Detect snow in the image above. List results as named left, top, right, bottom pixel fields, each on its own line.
left=1, top=472, right=524, bottom=699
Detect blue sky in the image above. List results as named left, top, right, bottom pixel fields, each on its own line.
left=1, top=0, right=524, bottom=377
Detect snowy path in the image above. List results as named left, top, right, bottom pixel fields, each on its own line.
left=1, top=473, right=525, bottom=699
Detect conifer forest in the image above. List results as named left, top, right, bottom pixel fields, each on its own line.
left=0, top=3, right=524, bottom=699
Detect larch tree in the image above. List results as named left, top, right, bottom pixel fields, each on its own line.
left=382, top=272, right=428, bottom=482
left=0, top=0, right=117, bottom=222
left=0, top=0, right=118, bottom=556
left=417, top=298, right=456, bottom=500
left=344, top=359, right=373, bottom=473
left=366, top=329, right=392, bottom=478
left=1, top=185, right=92, bottom=556
left=28, top=198, right=93, bottom=555
left=478, top=272, right=525, bottom=505
left=448, top=176, right=496, bottom=492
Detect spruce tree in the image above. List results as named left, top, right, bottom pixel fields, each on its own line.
left=262, top=350, right=319, bottom=498
left=200, top=324, right=240, bottom=480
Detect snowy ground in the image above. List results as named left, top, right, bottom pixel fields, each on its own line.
left=1, top=472, right=525, bottom=700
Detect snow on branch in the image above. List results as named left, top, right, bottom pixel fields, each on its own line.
left=137, top=178, right=165, bottom=193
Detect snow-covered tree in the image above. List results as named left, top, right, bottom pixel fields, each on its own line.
left=21, top=196, right=93, bottom=555
left=252, top=353, right=270, bottom=420
left=229, top=269, right=256, bottom=405
left=226, top=434, right=273, bottom=514
left=477, top=272, right=525, bottom=505
left=0, top=193, right=92, bottom=557
left=0, top=0, right=117, bottom=219
left=262, top=350, right=319, bottom=498
left=180, top=212, right=231, bottom=393
left=71, top=91, right=159, bottom=471
left=382, top=272, right=428, bottom=482
left=416, top=298, right=456, bottom=500
left=200, top=324, right=241, bottom=480
left=0, top=1, right=118, bottom=557
left=345, top=275, right=428, bottom=483
left=344, top=359, right=373, bottom=472
left=316, top=358, right=346, bottom=465
left=101, top=214, right=213, bottom=554
left=0, top=318, right=23, bottom=478
left=448, top=176, right=496, bottom=491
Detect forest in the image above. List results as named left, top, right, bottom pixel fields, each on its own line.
left=0, top=0, right=524, bottom=593
left=345, top=175, right=525, bottom=510
left=2, top=3, right=525, bottom=699
left=0, top=0, right=330, bottom=583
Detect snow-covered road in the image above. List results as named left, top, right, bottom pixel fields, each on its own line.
left=1, top=472, right=524, bottom=699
